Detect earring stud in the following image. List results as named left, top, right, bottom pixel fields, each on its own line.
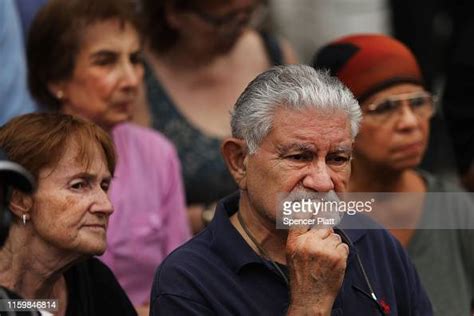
left=56, top=90, right=64, bottom=100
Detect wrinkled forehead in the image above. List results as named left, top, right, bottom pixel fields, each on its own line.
left=360, top=83, right=425, bottom=107
left=272, top=106, right=352, bottom=134
left=38, top=136, right=108, bottom=181
left=261, top=107, right=353, bottom=150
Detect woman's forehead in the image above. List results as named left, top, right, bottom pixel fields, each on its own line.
left=362, top=83, right=424, bottom=106
left=38, top=140, right=108, bottom=180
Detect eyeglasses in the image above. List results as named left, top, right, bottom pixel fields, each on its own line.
left=188, top=2, right=267, bottom=30
left=363, top=91, right=436, bottom=124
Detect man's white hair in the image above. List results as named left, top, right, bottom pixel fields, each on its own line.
left=231, top=64, right=362, bottom=153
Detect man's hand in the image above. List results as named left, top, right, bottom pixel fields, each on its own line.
left=286, top=227, right=349, bottom=316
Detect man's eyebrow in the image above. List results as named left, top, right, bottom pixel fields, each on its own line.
left=330, top=145, right=353, bottom=154
left=276, top=143, right=315, bottom=154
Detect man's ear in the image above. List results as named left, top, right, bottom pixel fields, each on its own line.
left=221, top=138, right=249, bottom=190
left=8, top=189, right=33, bottom=219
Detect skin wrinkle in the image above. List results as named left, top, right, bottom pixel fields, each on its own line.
left=222, top=89, right=356, bottom=313
left=31, top=141, right=112, bottom=254
left=57, top=19, right=143, bottom=131
left=355, top=83, right=429, bottom=172
left=349, top=83, right=431, bottom=194
left=285, top=226, right=348, bottom=313
left=0, top=140, right=113, bottom=304
left=230, top=107, right=352, bottom=264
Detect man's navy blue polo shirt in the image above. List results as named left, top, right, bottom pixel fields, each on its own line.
left=151, top=192, right=432, bottom=315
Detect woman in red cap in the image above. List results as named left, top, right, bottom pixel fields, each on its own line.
left=314, top=34, right=474, bottom=315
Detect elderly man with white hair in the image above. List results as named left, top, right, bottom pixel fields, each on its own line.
left=150, top=65, right=432, bottom=315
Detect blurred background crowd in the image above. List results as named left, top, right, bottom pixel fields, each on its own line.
left=0, top=0, right=473, bottom=315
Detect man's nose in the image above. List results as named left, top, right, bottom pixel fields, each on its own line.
left=301, top=162, right=335, bottom=192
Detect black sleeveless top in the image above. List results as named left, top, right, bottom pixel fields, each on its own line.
left=65, top=258, right=136, bottom=316
left=144, top=32, right=284, bottom=204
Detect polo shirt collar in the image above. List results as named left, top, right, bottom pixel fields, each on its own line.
left=208, top=191, right=369, bottom=272
left=209, top=191, right=263, bottom=273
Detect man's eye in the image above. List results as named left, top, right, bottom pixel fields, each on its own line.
left=327, top=155, right=350, bottom=166
left=287, top=152, right=312, bottom=161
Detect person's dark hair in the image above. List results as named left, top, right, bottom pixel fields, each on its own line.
left=0, top=113, right=117, bottom=181
left=141, top=0, right=267, bottom=54
left=27, top=0, right=141, bottom=110
left=141, top=0, right=192, bottom=54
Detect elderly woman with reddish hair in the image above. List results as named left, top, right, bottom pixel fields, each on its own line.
left=27, top=0, right=190, bottom=313
left=0, top=113, right=136, bottom=315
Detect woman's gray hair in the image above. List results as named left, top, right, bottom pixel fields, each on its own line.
left=231, top=64, right=362, bottom=153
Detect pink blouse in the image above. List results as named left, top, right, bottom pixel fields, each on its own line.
left=100, top=123, right=191, bottom=305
